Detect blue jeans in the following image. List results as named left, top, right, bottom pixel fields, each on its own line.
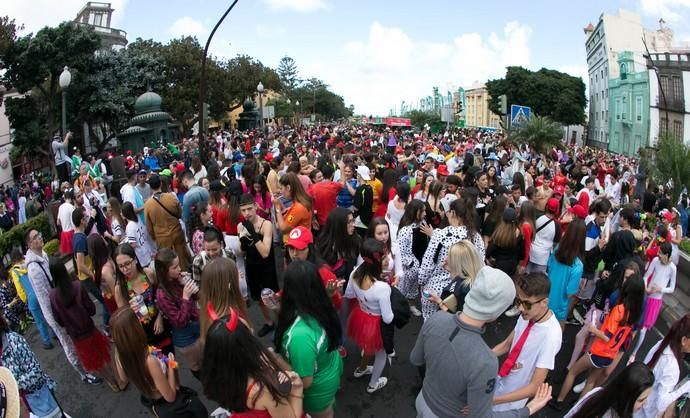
left=80, top=280, right=110, bottom=327
left=28, top=295, right=52, bottom=345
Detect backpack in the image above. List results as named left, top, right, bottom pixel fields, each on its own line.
left=390, top=286, right=411, bottom=328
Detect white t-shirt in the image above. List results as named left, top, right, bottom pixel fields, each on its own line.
left=57, top=202, right=75, bottom=232
left=529, top=215, right=557, bottom=266
left=126, top=220, right=156, bottom=267
left=344, top=278, right=394, bottom=324
left=639, top=341, right=690, bottom=418
left=493, top=314, right=562, bottom=411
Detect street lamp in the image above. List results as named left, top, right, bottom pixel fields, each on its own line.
left=257, top=81, right=264, bottom=129
left=285, top=98, right=291, bottom=125
left=198, top=0, right=239, bottom=164
left=59, top=66, right=71, bottom=137
left=296, top=100, right=300, bottom=125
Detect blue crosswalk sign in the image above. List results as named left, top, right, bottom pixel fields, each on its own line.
left=510, top=105, right=531, bottom=128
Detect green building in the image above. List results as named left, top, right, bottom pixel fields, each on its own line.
left=607, top=51, right=650, bottom=156
left=117, top=90, right=180, bottom=154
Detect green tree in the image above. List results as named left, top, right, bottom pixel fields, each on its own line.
left=0, top=16, right=22, bottom=59
left=641, top=134, right=690, bottom=201
left=509, top=115, right=563, bottom=154
left=486, top=66, right=586, bottom=126
left=225, top=54, right=282, bottom=112
left=1, top=22, right=101, bottom=155
left=277, top=55, right=299, bottom=92
left=291, top=78, right=352, bottom=120
left=68, top=47, right=165, bottom=152
left=407, top=110, right=444, bottom=132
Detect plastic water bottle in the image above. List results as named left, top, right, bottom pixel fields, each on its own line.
left=422, top=290, right=431, bottom=300
left=261, top=288, right=279, bottom=310
left=131, top=295, right=149, bottom=320
left=180, top=272, right=199, bottom=295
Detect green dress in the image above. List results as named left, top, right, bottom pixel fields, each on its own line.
left=280, top=315, right=343, bottom=413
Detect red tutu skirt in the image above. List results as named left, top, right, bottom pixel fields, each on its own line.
left=347, top=304, right=384, bottom=355
left=59, top=230, right=74, bottom=255
left=73, top=329, right=112, bottom=372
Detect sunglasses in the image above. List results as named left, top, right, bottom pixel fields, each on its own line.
left=514, top=297, right=545, bottom=311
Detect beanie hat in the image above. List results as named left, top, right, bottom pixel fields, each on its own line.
left=463, top=266, right=516, bottom=321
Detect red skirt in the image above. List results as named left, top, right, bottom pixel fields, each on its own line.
left=59, top=230, right=74, bottom=255
left=73, top=329, right=112, bottom=372
left=347, top=304, right=384, bottom=355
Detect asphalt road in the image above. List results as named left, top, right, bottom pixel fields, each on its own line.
left=28, top=294, right=665, bottom=418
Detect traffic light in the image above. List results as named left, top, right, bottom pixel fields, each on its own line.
left=456, top=100, right=463, bottom=114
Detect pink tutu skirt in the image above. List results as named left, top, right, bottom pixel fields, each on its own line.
left=347, top=304, right=384, bottom=355
left=643, top=298, right=663, bottom=329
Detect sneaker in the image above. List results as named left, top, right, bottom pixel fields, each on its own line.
left=367, top=377, right=388, bottom=393
left=337, top=346, right=348, bottom=358
left=257, top=323, right=275, bottom=338
left=548, top=399, right=564, bottom=411
left=573, top=381, right=586, bottom=394
left=504, top=306, right=520, bottom=317
left=82, top=374, right=102, bottom=385
left=573, top=308, right=586, bottom=324
left=565, top=316, right=584, bottom=326
left=353, top=366, right=373, bottom=378
left=42, top=342, right=54, bottom=350
left=409, top=305, right=422, bottom=317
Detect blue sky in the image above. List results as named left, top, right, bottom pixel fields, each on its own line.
left=4, top=0, right=690, bottom=115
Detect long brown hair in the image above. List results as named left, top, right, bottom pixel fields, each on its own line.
left=648, top=313, right=690, bottom=370
left=114, top=243, right=148, bottom=303
left=517, top=201, right=537, bottom=240
left=154, top=248, right=179, bottom=298
left=491, top=218, right=519, bottom=248
left=555, top=218, right=586, bottom=266
left=110, top=307, right=156, bottom=398
left=279, top=172, right=312, bottom=212
left=108, top=197, right=125, bottom=231
left=199, top=258, right=248, bottom=342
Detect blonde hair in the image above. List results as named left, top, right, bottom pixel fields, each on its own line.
left=446, top=240, right=484, bottom=288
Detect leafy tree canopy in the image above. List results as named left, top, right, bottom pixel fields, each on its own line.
left=486, top=66, right=586, bottom=126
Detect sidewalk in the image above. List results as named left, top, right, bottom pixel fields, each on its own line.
left=658, top=251, right=690, bottom=333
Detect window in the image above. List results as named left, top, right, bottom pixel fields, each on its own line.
left=602, top=111, right=605, bottom=121
left=673, top=120, right=683, bottom=139
left=615, top=98, right=621, bottom=120
left=672, top=76, right=682, bottom=102
left=661, top=118, right=668, bottom=134
left=636, top=96, right=643, bottom=122
left=660, top=76, right=670, bottom=100
left=622, top=96, right=627, bottom=120
left=606, top=110, right=609, bottom=120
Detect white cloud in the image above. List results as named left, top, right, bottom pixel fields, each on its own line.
left=264, top=0, right=326, bottom=13
left=304, top=20, right=533, bottom=116
left=169, top=17, right=207, bottom=39
left=4, top=0, right=128, bottom=34
left=640, top=0, right=690, bottom=22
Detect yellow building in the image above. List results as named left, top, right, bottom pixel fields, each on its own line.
left=211, top=90, right=283, bottom=130
left=464, top=82, right=502, bottom=129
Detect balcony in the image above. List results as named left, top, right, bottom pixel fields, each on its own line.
left=655, top=96, right=684, bottom=112
left=75, top=22, right=127, bottom=48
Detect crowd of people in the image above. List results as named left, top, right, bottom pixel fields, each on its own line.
left=0, top=123, right=689, bottom=417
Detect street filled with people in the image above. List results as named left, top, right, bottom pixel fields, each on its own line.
left=1, top=124, right=690, bottom=417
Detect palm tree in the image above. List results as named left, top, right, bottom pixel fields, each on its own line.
left=509, top=115, right=563, bottom=154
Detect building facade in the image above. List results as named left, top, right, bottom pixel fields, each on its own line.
left=584, top=9, right=672, bottom=149
left=608, top=51, right=650, bottom=156
left=464, top=82, right=501, bottom=129
left=647, top=52, right=690, bottom=146
left=74, top=2, right=127, bottom=50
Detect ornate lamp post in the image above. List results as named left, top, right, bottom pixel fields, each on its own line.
left=286, top=98, right=291, bottom=125
left=296, top=100, right=300, bottom=126
left=59, top=66, right=72, bottom=137
left=257, top=81, right=264, bottom=129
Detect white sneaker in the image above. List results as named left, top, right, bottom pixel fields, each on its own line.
left=353, top=366, right=373, bottom=378
left=573, top=381, right=586, bottom=394
left=504, top=306, right=520, bottom=317
left=367, top=377, right=388, bottom=393
left=409, top=305, right=422, bottom=317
